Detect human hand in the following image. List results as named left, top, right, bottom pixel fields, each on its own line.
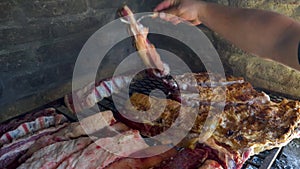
left=154, top=0, right=205, bottom=25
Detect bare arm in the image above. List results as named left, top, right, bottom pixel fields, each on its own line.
left=155, top=0, right=300, bottom=70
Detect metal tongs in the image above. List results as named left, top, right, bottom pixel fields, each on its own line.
left=120, top=13, right=158, bottom=25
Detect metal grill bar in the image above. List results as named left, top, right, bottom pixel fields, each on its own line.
left=96, top=76, right=285, bottom=169
left=6, top=75, right=287, bottom=168
left=242, top=148, right=282, bottom=169
left=54, top=105, right=78, bottom=122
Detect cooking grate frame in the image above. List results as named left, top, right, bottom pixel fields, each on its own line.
left=4, top=75, right=286, bottom=169
left=94, top=76, right=285, bottom=169
left=53, top=99, right=283, bottom=169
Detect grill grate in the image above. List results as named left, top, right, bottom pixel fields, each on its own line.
left=96, top=76, right=285, bottom=169
left=13, top=100, right=282, bottom=169
left=2, top=74, right=287, bottom=169
left=55, top=92, right=283, bottom=169
left=242, top=147, right=282, bottom=169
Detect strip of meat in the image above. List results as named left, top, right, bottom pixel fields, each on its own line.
left=104, top=145, right=177, bottom=169
left=1, top=140, right=33, bottom=169
left=0, top=124, right=67, bottom=157
left=0, top=114, right=67, bottom=145
left=65, top=75, right=134, bottom=113
left=18, top=121, right=128, bottom=167
left=0, top=108, right=57, bottom=136
left=173, top=73, right=270, bottom=107
left=62, top=110, right=116, bottom=138
left=0, top=124, right=68, bottom=169
left=174, top=72, right=245, bottom=89
left=16, top=111, right=115, bottom=164
left=55, top=123, right=130, bottom=169
left=120, top=5, right=169, bottom=76
left=56, top=130, right=149, bottom=169
left=18, top=133, right=69, bottom=165
left=17, top=137, right=92, bottom=169
left=21, top=111, right=117, bottom=163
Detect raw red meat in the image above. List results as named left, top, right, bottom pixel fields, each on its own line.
left=0, top=114, right=67, bottom=145
left=56, top=130, right=148, bottom=169
left=0, top=108, right=57, bottom=136
left=0, top=124, right=68, bottom=169
left=154, top=147, right=208, bottom=169
left=104, top=145, right=177, bottom=169
left=17, top=137, right=92, bottom=169
left=65, top=75, right=134, bottom=113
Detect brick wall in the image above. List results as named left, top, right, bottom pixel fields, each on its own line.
left=0, top=0, right=161, bottom=121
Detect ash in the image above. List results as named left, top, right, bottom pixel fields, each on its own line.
left=273, top=139, right=300, bottom=169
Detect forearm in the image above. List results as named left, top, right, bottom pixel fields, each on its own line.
left=198, top=2, right=300, bottom=70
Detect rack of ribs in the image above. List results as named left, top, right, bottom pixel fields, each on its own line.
left=117, top=92, right=300, bottom=168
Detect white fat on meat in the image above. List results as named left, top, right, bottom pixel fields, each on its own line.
left=57, top=130, right=149, bottom=169
left=0, top=140, right=34, bottom=163
left=0, top=114, right=67, bottom=145
left=17, top=137, right=92, bottom=169
left=0, top=124, right=68, bottom=169
left=64, top=111, right=116, bottom=138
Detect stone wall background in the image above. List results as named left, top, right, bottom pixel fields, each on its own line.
left=0, top=0, right=161, bottom=121
left=0, top=0, right=299, bottom=121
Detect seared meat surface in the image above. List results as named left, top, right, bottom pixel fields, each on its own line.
left=118, top=73, right=300, bottom=168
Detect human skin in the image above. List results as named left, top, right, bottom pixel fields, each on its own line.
left=154, top=0, right=300, bottom=71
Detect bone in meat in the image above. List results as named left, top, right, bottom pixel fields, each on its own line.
left=0, top=114, right=67, bottom=145
left=0, top=108, right=57, bottom=136
left=17, top=137, right=92, bottom=169
left=123, top=92, right=300, bottom=168
left=0, top=124, right=68, bottom=169
left=65, top=75, right=133, bottom=113
left=56, top=130, right=148, bottom=169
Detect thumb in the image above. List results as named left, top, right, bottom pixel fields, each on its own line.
left=162, top=7, right=180, bottom=16
left=159, top=7, right=181, bottom=21
left=154, top=0, right=179, bottom=12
